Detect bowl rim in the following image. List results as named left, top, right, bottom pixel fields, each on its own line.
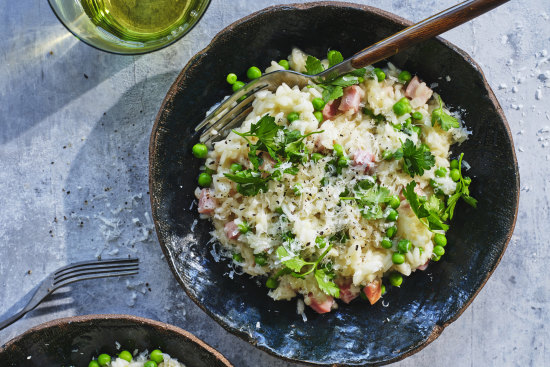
left=148, top=2, right=520, bottom=365
left=46, top=0, right=212, bottom=55
left=0, top=313, right=233, bottom=366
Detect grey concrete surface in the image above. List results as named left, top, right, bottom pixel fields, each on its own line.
left=0, top=0, right=548, bottom=366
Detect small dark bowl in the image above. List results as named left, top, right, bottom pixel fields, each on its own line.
left=0, top=314, right=232, bottom=367
left=149, top=2, right=519, bottom=366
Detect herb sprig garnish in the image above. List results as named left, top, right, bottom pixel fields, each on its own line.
left=445, top=153, right=477, bottom=219
left=431, top=96, right=460, bottom=131
left=224, top=115, right=322, bottom=196
left=276, top=241, right=339, bottom=297
left=402, top=181, right=449, bottom=231
left=305, top=51, right=367, bottom=103
left=403, top=153, right=477, bottom=230
left=392, top=139, right=436, bottom=177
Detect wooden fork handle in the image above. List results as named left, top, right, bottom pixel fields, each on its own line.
left=351, top=0, right=510, bottom=69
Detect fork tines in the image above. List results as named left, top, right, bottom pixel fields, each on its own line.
left=53, top=258, right=139, bottom=288
left=197, top=80, right=269, bottom=144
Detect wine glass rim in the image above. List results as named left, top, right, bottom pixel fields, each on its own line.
left=46, top=0, right=212, bottom=55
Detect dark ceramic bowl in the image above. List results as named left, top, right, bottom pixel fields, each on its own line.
left=0, top=314, right=232, bottom=367
left=149, top=2, right=519, bottom=366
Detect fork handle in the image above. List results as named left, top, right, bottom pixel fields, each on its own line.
left=350, top=0, right=509, bottom=69
left=0, top=309, right=30, bottom=331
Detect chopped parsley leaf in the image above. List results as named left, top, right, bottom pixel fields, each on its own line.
left=400, top=139, right=436, bottom=177
left=402, top=181, right=449, bottom=231
left=305, top=55, right=324, bottom=75
left=275, top=241, right=339, bottom=297
left=431, top=96, right=460, bottom=131
left=340, top=183, right=391, bottom=220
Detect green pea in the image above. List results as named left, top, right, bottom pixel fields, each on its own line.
left=412, top=111, right=423, bottom=120
left=392, top=252, right=405, bottom=264
left=432, top=254, right=441, bottom=262
left=450, top=159, right=459, bottom=169
left=293, top=183, right=302, bottom=196
left=382, top=150, right=393, bottom=160
left=388, top=195, right=400, bottom=209
left=246, top=66, right=262, bottom=80
left=97, top=354, right=111, bottom=366
left=254, top=253, right=267, bottom=266
left=435, top=167, right=447, bottom=177
left=333, top=144, right=344, bottom=157
left=312, top=98, right=326, bottom=111
left=313, top=111, right=323, bottom=123
left=230, top=163, right=243, bottom=173
left=226, top=73, right=237, bottom=85
left=238, top=221, right=250, bottom=234
left=337, top=156, right=349, bottom=168
left=278, top=59, right=290, bottom=70
left=450, top=168, right=460, bottom=182
left=392, top=97, right=412, bottom=116
left=373, top=68, right=386, bottom=82
left=398, top=239, right=411, bottom=253
left=150, top=350, right=164, bottom=364
left=386, top=225, right=397, bottom=238
left=398, top=70, right=412, bottom=83
left=119, top=350, right=132, bottom=362
left=411, top=125, right=422, bottom=136
left=232, top=253, right=244, bottom=262
left=232, top=80, right=245, bottom=92
left=144, top=361, right=157, bottom=367
left=311, top=153, right=324, bottom=163
left=198, top=172, right=212, bottom=187
left=386, top=208, right=398, bottom=222
left=192, top=143, right=208, bottom=159
left=287, top=112, right=300, bottom=123
left=381, top=284, right=386, bottom=295
left=389, top=272, right=403, bottom=287
left=381, top=237, right=393, bottom=249
left=89, top=361, right=100, bottom=367
left=433, top=245, right=445, bottom=256
left=266, top=277, right=279, bottom=289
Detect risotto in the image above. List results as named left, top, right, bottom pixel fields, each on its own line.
left=88, top=348, right=184, bottom=367
left=192, top=48, right=477, bottom=314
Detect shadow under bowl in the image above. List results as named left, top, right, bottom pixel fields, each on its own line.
left=0, top=314, right=232, bottom=366
left=149, top=2, right=519, bottom=365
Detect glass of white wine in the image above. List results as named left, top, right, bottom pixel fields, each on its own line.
left=48, top=0, right=211, bottom=54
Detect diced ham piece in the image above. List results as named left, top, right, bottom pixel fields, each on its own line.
left=306, top=293, right=334, bottom=314
left=198, top=189, right=216, bottom=215
left=322, top=98, right=341, bottom=121
left=338, top=85, right=365, bottom=113
left=363, top=279, right=382, bottom=305
left=339, top=283, right=360, bottom=304
left=405, top=76, right=433, bottom=107
left=352, top=149, right=376, bottom=173
left=417, top=260, right=430, bottom=271
left=224, top=221, right=240, bottom=240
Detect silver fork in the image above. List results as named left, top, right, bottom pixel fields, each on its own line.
left=0, top=258, right=139, bottom=331
left=195, top=0, right=508, bottom=145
